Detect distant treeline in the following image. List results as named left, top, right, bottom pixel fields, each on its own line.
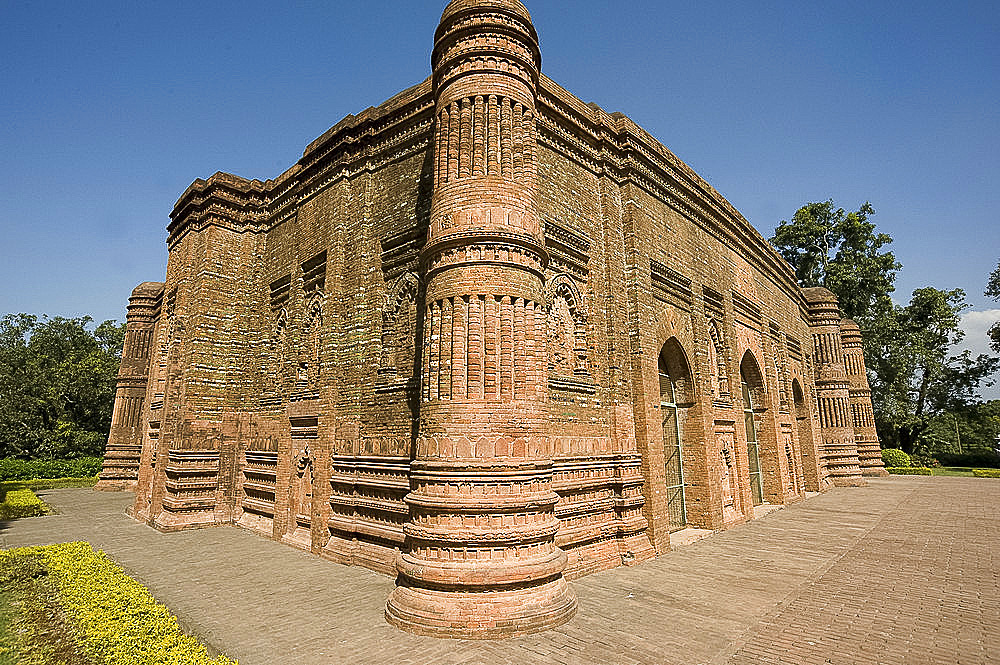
left=0, top=314, right=124, bottom=460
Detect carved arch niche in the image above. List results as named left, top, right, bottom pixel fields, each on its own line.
left=380, top=272, right=420, bottom=380
left=545, top=273, right=588, bottom=377
left=299, top=293, right=323, bottom=389
left=706, top=319, right=730, bottom=399
left=268, top=308, right=289, bottom=394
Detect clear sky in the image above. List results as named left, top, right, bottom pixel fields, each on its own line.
left=1, top=1, right=997, bottom=395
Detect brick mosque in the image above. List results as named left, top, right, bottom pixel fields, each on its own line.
left=98, top=0, right=887, bottom=639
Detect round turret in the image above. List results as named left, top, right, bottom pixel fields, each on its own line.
left=386, top=0, right=576, bottom=639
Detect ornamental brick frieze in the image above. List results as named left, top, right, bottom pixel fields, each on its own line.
left=429, top=205, right=542, bottom=238
left=423, top=237, right=546, bottom=279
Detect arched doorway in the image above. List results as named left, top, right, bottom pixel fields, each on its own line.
left=740, top=352, right=766, bottom=506
left=659, top=338, right=692, bottom=529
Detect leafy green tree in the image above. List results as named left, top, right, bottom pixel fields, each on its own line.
left=0, top=314, right=124, bottom=459
left=872, top=288, right=999, bottom=452
left=921, top=401, right=1000, bottom=456
left=770, top=200, right=900, bottom=324
left=987, top=259, right=1000, bottom=353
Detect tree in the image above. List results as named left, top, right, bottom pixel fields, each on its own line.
left=0, top=314, right=124, bottom=459
left=770, top=200, right=900, bottom=325
left=871, top=288, right=999, bottom=452
left=987, top=259, right=1000, bottom=353
left=922, top=401, right=1000, bottom=456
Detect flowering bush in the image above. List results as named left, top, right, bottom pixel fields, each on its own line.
left=0, top=543, right=236, bottom=665
left=0, top=488, right=49, bottom=520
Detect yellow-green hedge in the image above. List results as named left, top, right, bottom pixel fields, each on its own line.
left=972, top=468, right=1000, bottom=478
left=886, top=466, right=932, bottom=475
left=0, top=542, right=235, bottom=665
left=0, top=488, right=49, bottom=520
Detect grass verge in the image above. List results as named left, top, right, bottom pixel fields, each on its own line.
left=930, top=467, right=976, bottom=477
left=0, top=543, right=235, bottom=665
left=0, top=589, right=18, bottom=665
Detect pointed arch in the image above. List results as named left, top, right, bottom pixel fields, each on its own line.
left=791, top=377, right=804, bottom=405
left=383, top=272, right=420, bottom=328
left=658, top=336, right=693, bottom=529
left=658, top=337, right=693, bottom=405
left=739, top=350, right=766, bottom=407
left=740, top=350, right=766, bottom=506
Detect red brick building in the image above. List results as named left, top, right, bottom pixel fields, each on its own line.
left=99, top=0, right=886, bottom=638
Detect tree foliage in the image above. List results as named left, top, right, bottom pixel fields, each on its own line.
left=0, top=314, right=124, bottom=459
left=770, top=200, right=900, bottom=324
left=919, top=400, right=1000, bottom=457
left=865, top=288, right=998, bottom=452
left=987, top=259, right=1000, bottom=353
left=771, top=202, right=998, bottom=454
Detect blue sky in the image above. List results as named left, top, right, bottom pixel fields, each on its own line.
left=1, top=1, right=997, bottom=394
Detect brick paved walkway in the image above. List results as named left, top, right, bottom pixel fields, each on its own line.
left=2, top=477, right=997, bottom=664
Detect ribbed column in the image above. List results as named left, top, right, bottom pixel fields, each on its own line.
left=97, top=282, right=164, bottom=491
left=803, top=288, right=865, bottom=487
left=385, top=0, right=576, bottom=638
left=840, top=319, right=888, bottom=477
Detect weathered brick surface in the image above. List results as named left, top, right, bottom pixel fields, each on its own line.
left=103, top=0, right=887, bottom=637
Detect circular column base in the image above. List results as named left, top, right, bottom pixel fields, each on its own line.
left=385, top=576, right=577, bottom=639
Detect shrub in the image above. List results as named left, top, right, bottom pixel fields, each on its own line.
left=935, top=451, right=1000, bottom=468
left=886, top=466, right=932, bottom=475
left=0, top=457, right=102, bottom=482
left=0, top=488, right=49, bottom=520
left=972, top=468, right=1000, bottom=478
left=881, top=448, right=911, bottom=468
left=0, top=543, right=236, bottom=665
left=909, top=454, right=941, bottom=468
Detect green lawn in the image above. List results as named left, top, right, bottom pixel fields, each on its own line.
left=931, top=467, right=976, bottom=476
left=0, top=590, right=16, bottom=665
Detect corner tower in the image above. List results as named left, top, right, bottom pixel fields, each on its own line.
left=840, top=319, right=888, bottom=476
left=803, top=288, right=865, bottom=486
left=385, top=0, right=577, bottom=638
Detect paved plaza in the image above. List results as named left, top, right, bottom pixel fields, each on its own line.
left=2, top=476, right=997, bottom=664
